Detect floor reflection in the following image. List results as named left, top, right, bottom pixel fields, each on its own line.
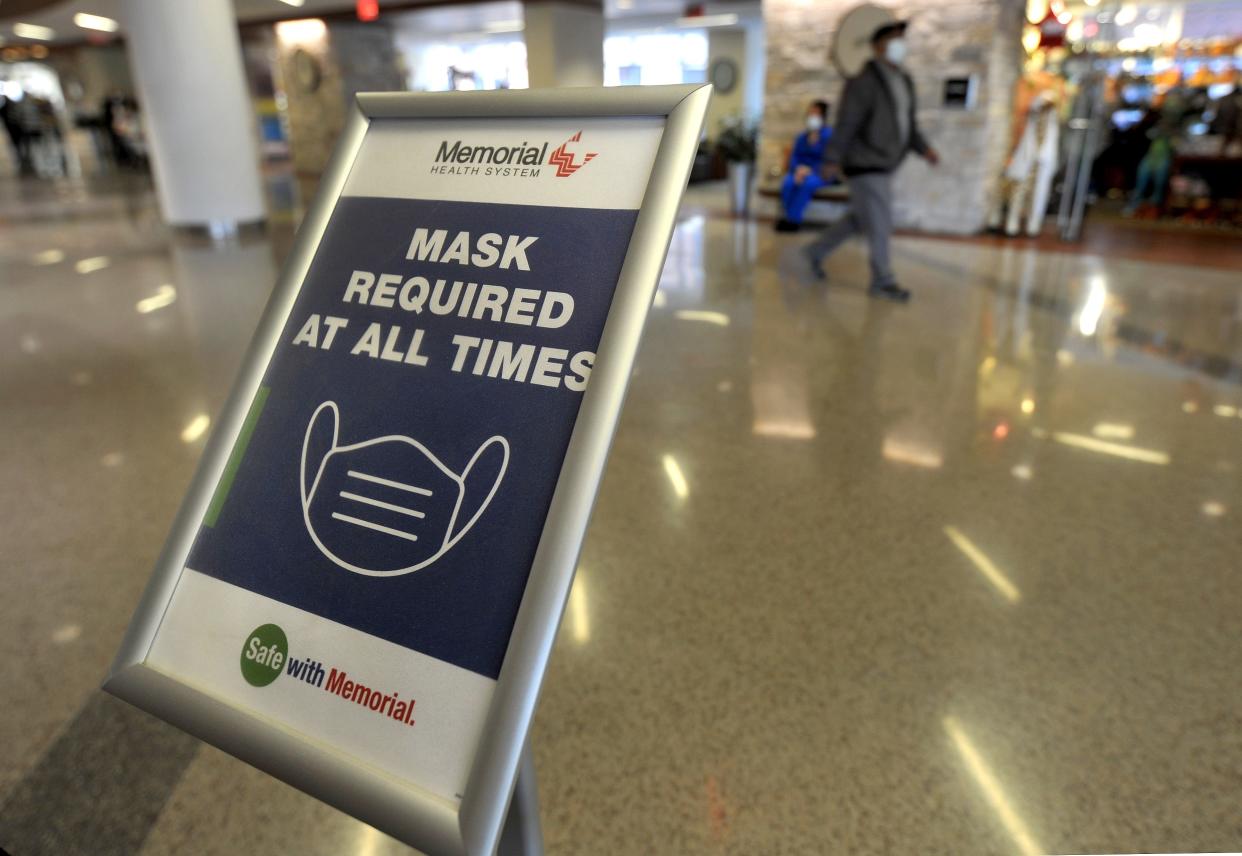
left=2, top=176, right=1241, bottom=855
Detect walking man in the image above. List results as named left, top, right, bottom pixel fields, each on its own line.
left=803, top=20, right=939, bottom=302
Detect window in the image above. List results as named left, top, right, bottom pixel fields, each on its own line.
left=604, top=31, right=708, bottom=87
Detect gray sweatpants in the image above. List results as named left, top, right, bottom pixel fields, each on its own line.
left=806, top=171, right=895, bottom=288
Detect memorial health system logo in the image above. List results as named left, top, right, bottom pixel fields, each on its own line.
left=548, top=131, right=597, bottom=178
left=431, top=131, right=598, bottom=179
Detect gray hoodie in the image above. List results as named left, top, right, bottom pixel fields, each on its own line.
left=824, top=59, right=929, bottom=176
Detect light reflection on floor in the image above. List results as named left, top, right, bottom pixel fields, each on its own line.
left=2, top=176, right=1241, bottom=855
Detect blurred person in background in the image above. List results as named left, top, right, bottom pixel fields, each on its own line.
left=103, top=94, right=148, bottom=170
left=1, top=88, right=34, bottom=175
left=1123, top=86, right=1195, bottom=217
left=1123, top=113, right=1175, bottom=216
left=802, top=20, right=939, bottom=303
left=775, top=99, right=834, bottom=232
left=31, top=96, right=66, bottom=177
left=1210, top=72, right=1242, bottom=153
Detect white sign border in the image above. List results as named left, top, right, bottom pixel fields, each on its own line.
left=104, top=84, right=711, bottom=856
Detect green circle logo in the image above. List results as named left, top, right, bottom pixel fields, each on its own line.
left=240, top=624, right=288, bottom=687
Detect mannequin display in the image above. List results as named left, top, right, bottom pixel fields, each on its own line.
left=988, top=91, right=1060, bottom=237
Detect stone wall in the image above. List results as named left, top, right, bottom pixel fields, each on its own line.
left=274, top=21, right=404, bottom=176
left=758, top=0, right=1025, bottom=234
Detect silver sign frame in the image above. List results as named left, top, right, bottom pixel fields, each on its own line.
left=104, top=84, right=711, bottom=856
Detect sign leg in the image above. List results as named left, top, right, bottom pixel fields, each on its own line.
left=498, top=741, right=544, bottom=856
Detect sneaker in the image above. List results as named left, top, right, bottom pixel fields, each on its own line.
left=774, top=218, right=800, bottom=232
left=801, top=245, right=826, bottom=280
left=868, top=283, right=910, bottom=303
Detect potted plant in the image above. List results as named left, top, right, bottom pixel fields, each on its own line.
left=715, top=117, right=758, bottom=215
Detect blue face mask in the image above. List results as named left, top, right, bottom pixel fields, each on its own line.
left=885, top=38, right=908, bottom=65
left=300, top=401, right=508, bottom=577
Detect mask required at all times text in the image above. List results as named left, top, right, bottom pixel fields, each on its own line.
left=290, top=227, right=595, bottom=392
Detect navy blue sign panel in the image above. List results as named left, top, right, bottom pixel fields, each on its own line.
left=188, top=196, right=638, bottom=679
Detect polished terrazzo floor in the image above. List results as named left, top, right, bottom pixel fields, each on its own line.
left=2, top=176, right=1241, bottom=855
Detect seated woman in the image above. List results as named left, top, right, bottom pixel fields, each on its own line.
left=775, top=100, right=833, bottom=232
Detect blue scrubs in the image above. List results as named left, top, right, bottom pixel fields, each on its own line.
left=780, top=129, right=832, bottom=224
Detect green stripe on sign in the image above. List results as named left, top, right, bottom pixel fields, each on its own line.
left=204, top=385, right=271, bottom=528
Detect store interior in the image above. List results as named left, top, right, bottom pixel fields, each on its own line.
left=999, top=0, right=1241, bottom=235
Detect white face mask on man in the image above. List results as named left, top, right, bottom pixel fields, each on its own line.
left=884, top=37, right=908, bottom=65
left=806, top=114, right=824, bottom=132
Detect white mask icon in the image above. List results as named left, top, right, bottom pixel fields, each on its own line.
left=300, top=401, right=509, bottom=577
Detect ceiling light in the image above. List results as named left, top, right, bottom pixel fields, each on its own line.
left=278, top=0, right=307, bottom=6
left=13, top=23, right=56, bottom=40
left=674, top=309, right=730, bottom=326
left=882, top=438, right=943, bottom=469
left=136, top=284, right=177, bottom=314
left=1077, top=276, right=1107, bottom=336
left=944, top=717, right=1042, bottom=856
left=74, top=256, right=110, bottom=274
left=944, top=526, right=1021, bottom=603
left=73, top=13, right=119, bottom=32
left=1092, top=422, right=1134, bottom=440
left=52, top=624, right=83, bottom=644
left=567, top=576, right=590, bottom=644
left=181, top=414, right=211, bottom=444
left=675, top=13, right=739, bottom=27
left=753, top=420, right=816, bottom=440
left=1051, top=431, right=1168, bottom=465
left=275, top=18, right=327, bottom=44
left=662, top=454, right=689, bottom=499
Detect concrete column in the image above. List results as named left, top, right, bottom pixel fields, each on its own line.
left=522, top=0, right=604, bottom=88
left=119, top=0, right=264, bottom=229
left=273, top=18, right=405, bottom=177
left=757, top=0, right=1026, bottom=234
left=741, top=17, right=766, bottom=120
left=704, top=28, right=747, bottom=138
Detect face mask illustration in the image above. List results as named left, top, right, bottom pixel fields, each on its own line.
left=300, top=401, right=509, bottom=577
